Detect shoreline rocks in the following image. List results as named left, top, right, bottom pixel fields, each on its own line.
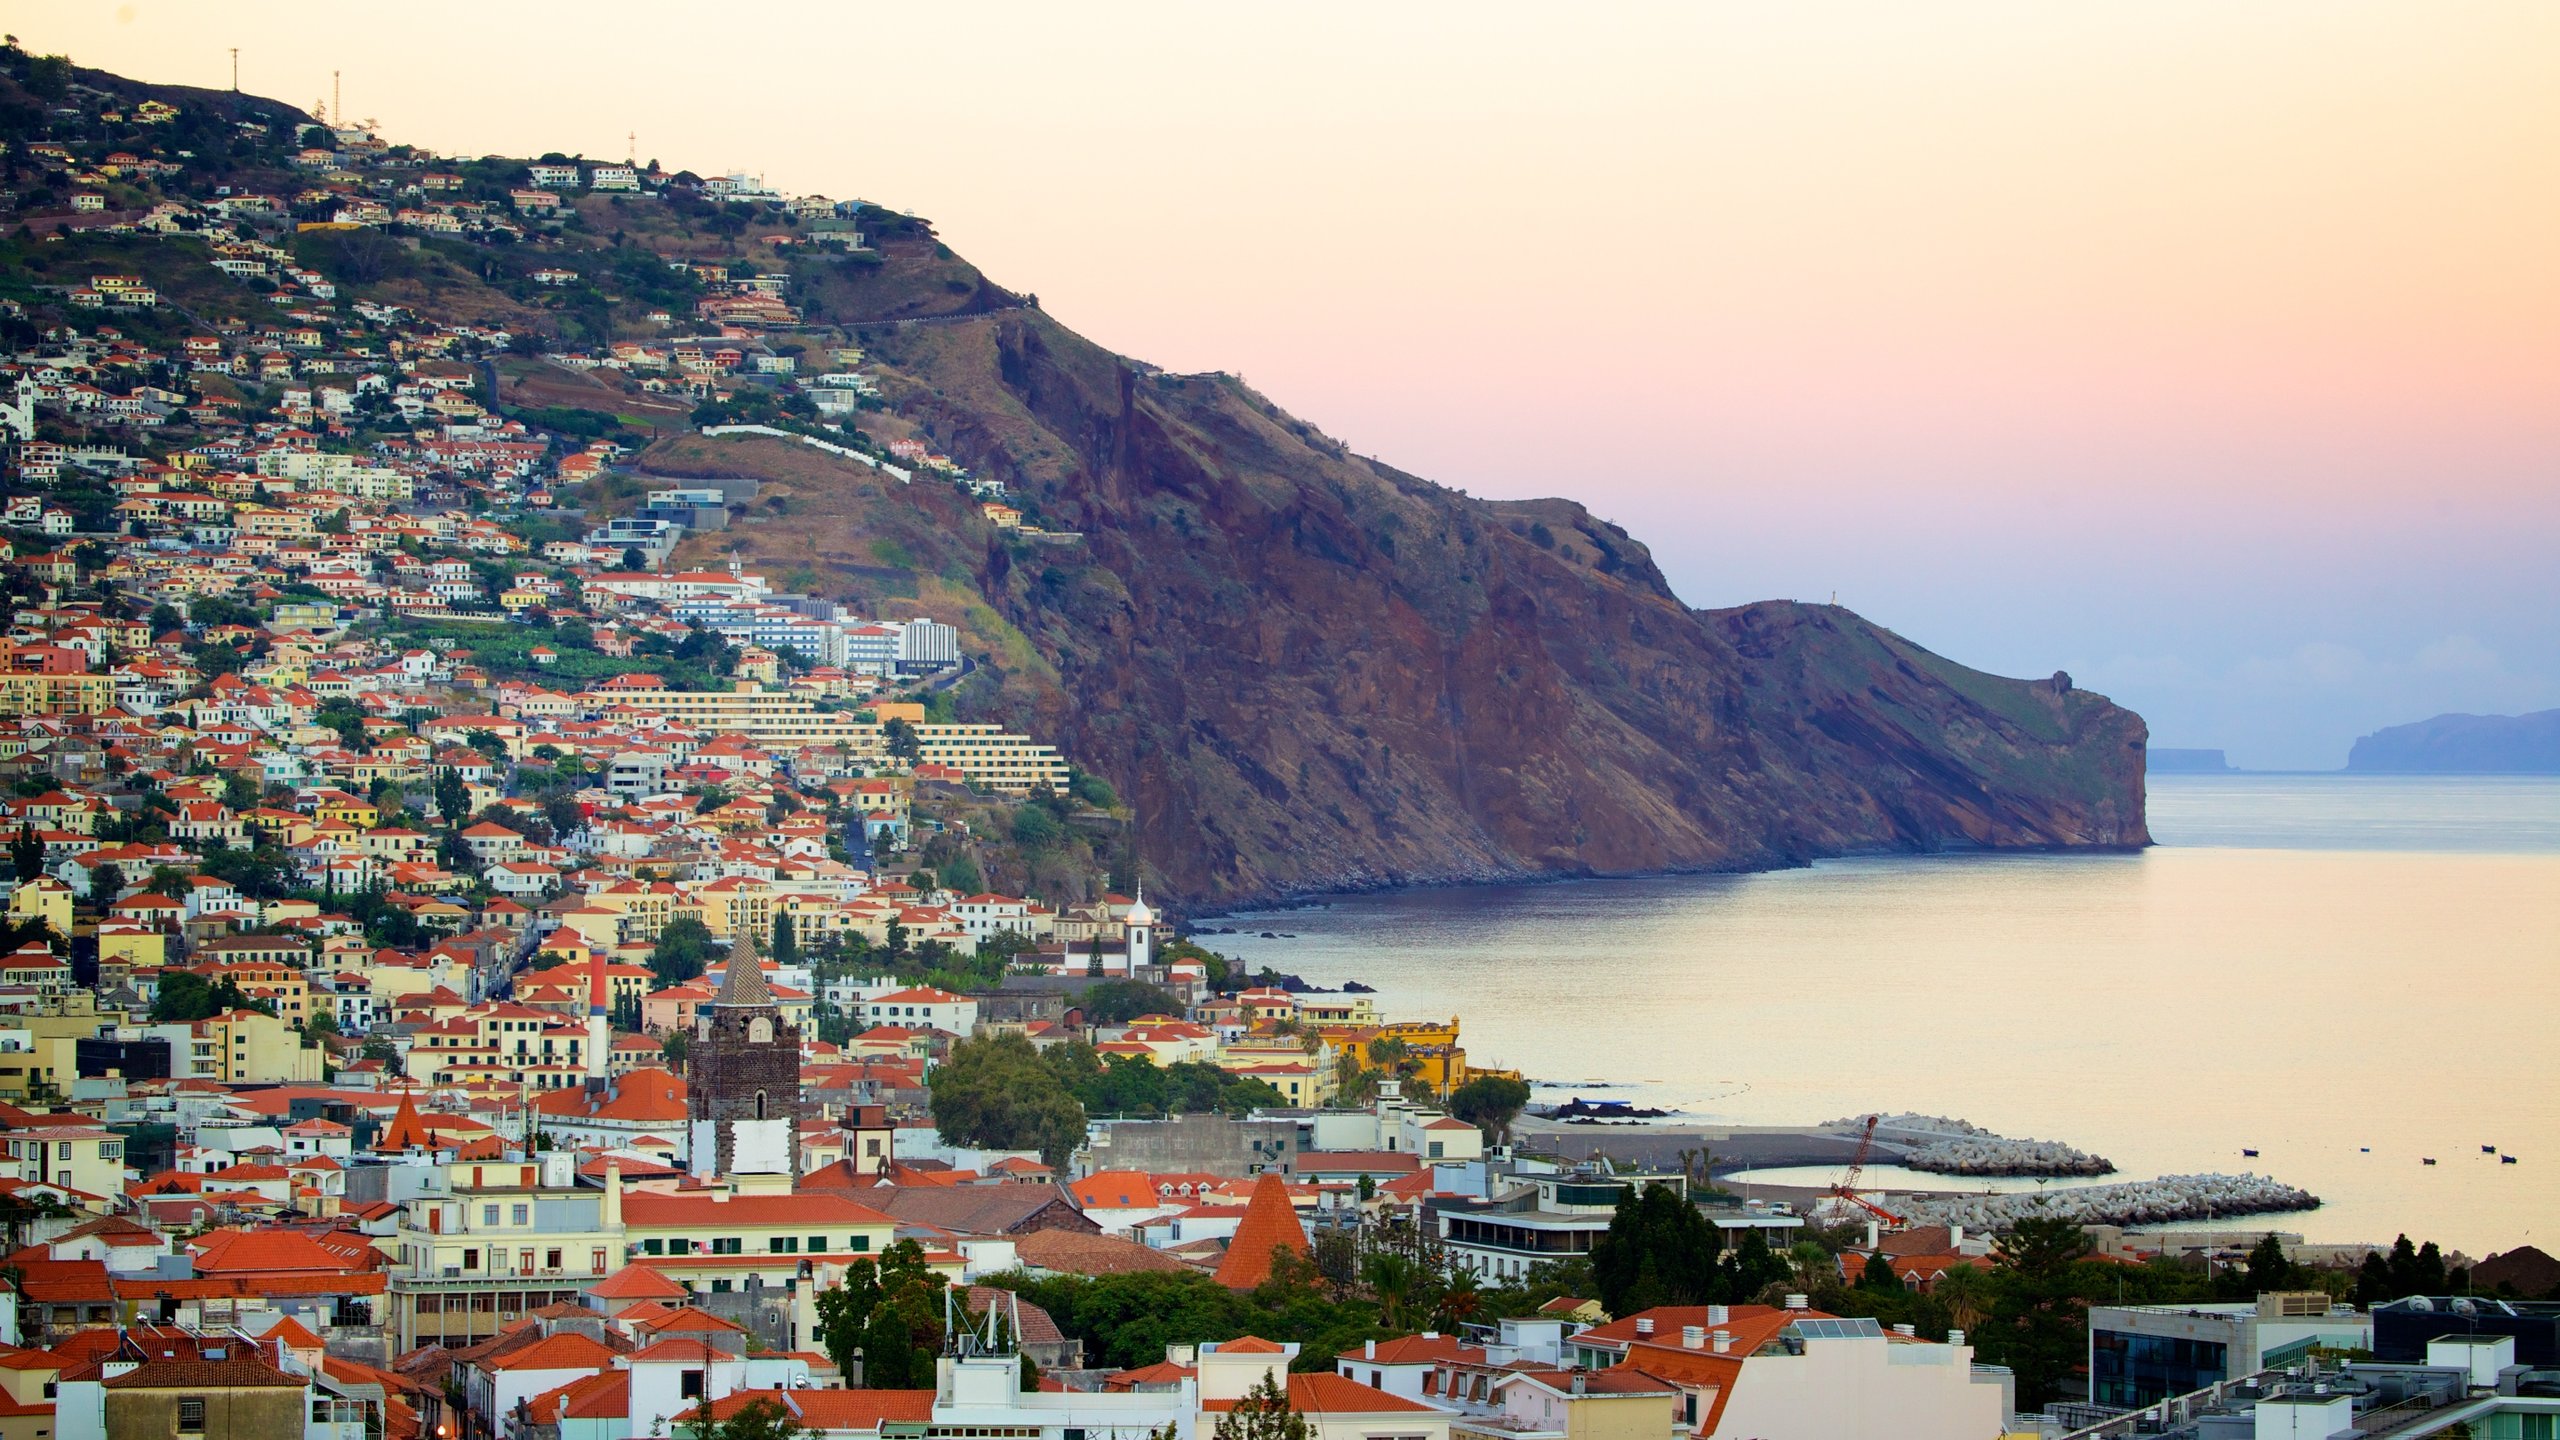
left=1822, top=1113, right=2117, bottom=1178
left=1894, top=1172, right=2319, bottom=1229
left=1904, top=1137, right=2117, bottom=1178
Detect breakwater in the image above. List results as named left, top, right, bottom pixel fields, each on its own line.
left=1896, top=1172, right=2318, bottom=1229
left=1823, top=1113, right=2116, bottom=1177
left=1904, top=1136, right=2116, bottom=1177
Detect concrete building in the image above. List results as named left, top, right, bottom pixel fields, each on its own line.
left=2034, top=1338, right=2560, bottom=1440
left=2085, top=1294, right=2373, bottom=1409
left=1628, top=1314, right=2007, bottom=1440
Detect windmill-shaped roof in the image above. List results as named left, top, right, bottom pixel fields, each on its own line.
left=1213, top=1172, right=1308, bottom=1289
left=375, top=1091, right=435, bottom=1154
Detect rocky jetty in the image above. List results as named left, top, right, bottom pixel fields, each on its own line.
left=1904, top=1136, right=2115, bottom=1177
left=1821, top=1113, right=2115, bottom=1177
left=1897, top=1173, right=2317, bottom=1229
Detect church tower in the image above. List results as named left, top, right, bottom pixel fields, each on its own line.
left=1124, top=885, right=1154, bottom=973
left=687, top=924, right=800, bottom=1184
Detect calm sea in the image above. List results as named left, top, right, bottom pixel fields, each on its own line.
left=1216, top=775, right=2560, bottom=1255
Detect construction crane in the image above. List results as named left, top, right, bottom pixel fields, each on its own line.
left=1830, top=1114, right=1907, bottom=1227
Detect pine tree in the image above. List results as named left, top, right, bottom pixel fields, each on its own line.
left=1211, top=1372, right=1309, bottom=1440
left=10, top=823, right=41, bottom=882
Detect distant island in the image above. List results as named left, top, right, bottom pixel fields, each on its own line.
left=2346, top=710, right=2560, bottom=774
left=2147, top=748, right=2236, bottom=773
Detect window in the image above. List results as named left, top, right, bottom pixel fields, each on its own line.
left=512, top=1204, right=530, bottom=1226
left=482, top=1203, right=500, bottom=1226
left=680, top=1369, right=705, bottom=1399
left=546, top=1248, right=562, bottom=1270
left=808, top=1235, right=827, bottom=1253
left=643, top=1238, right=664, bottom=1256
left=462, top=1248, right=480, bottom=1270
left=177, top=1397, right=207, bottom=1432
left=591, top=1248, right=608, bottom=1273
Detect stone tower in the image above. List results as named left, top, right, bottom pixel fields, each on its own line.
left=687, top=924, right=800, bottom=1181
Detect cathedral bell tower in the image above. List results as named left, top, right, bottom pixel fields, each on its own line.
left=687, top=923, right=800, bottom=1183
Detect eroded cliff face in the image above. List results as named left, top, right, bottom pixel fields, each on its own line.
left=677, top=284, right=2147, bottom=907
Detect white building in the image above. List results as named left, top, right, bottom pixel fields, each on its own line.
left=852, top=985, right=978, bottom=1036
left=897, top=616, right=960, bottom=671
left=1635, top=1314, right=2007, bottom=1440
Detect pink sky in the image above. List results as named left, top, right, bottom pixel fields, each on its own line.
left=27, top=4, right=2559, bottom=765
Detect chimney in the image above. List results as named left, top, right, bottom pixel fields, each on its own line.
left=1635, top=1318, right=1654, bottom=1337
left=1892, top=1324, right=1915, bottom=1337
left=1680, top=1326, right=1704, bottom=1350
left=1365, top=1340, right=1376, bottom=1360
left=602, top=1159, right=622, bottom=1228
left=1949, top=1224, right=1964, bottom=1249
left=1784, top=1294, right=1808, bottom=1311
left=1570, top=1370, right=1586, bottom=1396
left=1865, top=1219, right=1879, bottom=1250
left=1711, top=1330, right=1731, bottom=1355
left=1947, top=1329, right=1965, bottom=1348
left=1707, top=1304, right=1729, bottom=1326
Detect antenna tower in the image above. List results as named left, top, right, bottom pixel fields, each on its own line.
left=333, top=70, right=341, bottom=129
left=229, top=48, right=239, bottom=91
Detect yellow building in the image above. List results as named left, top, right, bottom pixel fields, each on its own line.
left=188, top=1007, right=325, bottom=1083
left=313, top=793, right=380, bottom=828
left=678, top=878, right=775, bottom=944
left=0, top=1123, right=126, bottom=1197
left=1338, top=1017, right=1479, bottom=1094
left=98, top=923, right=168, bottom=975
left=6, top=879, right=72, bottom=936
left=0, top=670, right=117, bottom=717
left=596, top=683, right=1071, bottom=791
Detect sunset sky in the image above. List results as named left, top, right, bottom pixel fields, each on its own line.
left=25, top=3, right=2556, bottom=767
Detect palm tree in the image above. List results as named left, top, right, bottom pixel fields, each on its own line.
left=1363, top=1250, right=1419, bottom=1331
left=1788, top=1240, right=1835, bottom=1295
left=1435, top=1269, right=1484, bottom=1330
left=1935, top=1262, right=1992, bottom=1336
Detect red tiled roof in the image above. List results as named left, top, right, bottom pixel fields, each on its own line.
left=620, top=1192, right=893, bottom=1229
left=1200, top=1373, right=1436, bottom=1415
left=698, top=1389, right=934, bottom=1429
left=1213, top=1173, right=1307, bottom=1289
left=483, top=1332, right=619, bottom=1373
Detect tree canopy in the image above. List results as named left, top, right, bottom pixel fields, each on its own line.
left=929, top=1032, right=1089, bottom=1166
left=814, top=1239, right=946, bottom=1389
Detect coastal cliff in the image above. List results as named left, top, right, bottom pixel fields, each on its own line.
left=6, top=53, right=2149, bottom=908
left=2346, top=710, right=2560, bottom=774
left=667, top=283, right=2150, bottom=905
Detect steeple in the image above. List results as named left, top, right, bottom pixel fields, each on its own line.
left=376, top=1089, right=434, bottom=1154
left=714, top=922, right=773, bottom=1007
left=688, top=915, right=799, bottom=1181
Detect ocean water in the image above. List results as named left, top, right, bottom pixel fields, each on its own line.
left=1215, top=775, right=2560, bottom=1255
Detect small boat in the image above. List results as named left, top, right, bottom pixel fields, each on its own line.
left=2503, top=1155, right=2519, bottom=1165
left=2423, top=1158, right=2437, bottom=1166
left=2484, top=1145, right=2498, bottom=1155
left=2241, top=1149, right=2259, bottom=1158
left=2360, top=1147, right=2371, bottom=1153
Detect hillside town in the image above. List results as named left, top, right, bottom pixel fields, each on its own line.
left=0, top=41, right=2554, bottom=1440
